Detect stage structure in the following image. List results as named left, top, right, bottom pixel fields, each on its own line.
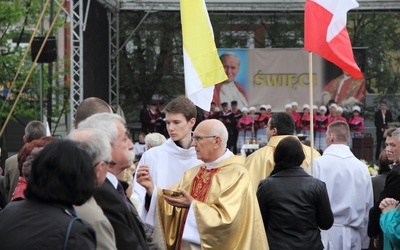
left=69, top=0, right=400, bottom=125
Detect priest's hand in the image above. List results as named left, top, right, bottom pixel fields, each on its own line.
left=136, top=165, right=154, bottom=196
left=163, top=188, right=193, bottom=208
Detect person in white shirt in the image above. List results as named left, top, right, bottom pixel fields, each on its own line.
left=133, top=96, right=202, bottom=229
left=309, top=121, right=373, bottom=250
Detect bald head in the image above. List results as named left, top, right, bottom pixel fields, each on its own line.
left=192, top=119, right=228, bottom=162
left=74, top=97, right=113, bottom=128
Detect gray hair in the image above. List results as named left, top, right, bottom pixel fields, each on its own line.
left=78, top=113, right=126, bottom=145
left=68, top=128, right=111, bottom=165
left=25, top=121, right=46, bottom=142
left=391, top=128, right=400, bottom=139
left=144, top=132, right=166, bottom=150
left=208, top=120, right=228, bottom=149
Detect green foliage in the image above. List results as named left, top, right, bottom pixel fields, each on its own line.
left=119, top=11, right=184, bottom=121
left=0, top=0, right=67, bottom=125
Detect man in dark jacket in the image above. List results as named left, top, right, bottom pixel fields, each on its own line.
left=374, top=101, right=393, bottom=160
left=79, top=113, right=151, bottom=250
left=369, top=128, right=400, bottom=249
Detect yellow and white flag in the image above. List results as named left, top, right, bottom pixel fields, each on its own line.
left=180, top=0, right=227, bottom=111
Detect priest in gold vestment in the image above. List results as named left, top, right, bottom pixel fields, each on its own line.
left=137, top=119, right=269, bottom=250
left=245, top=112, right=321, bottom=190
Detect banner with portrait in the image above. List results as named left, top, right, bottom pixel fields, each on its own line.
left=215, top=48, right=366, bottom=112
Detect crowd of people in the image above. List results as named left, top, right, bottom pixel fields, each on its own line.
left=198, top=99, right=366, bottom=155
left=1, top=96, right=400, bottom=250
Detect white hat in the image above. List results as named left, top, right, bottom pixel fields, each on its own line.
left=319, top=106, right=327, bottom=112
left=249, top=106, right=256, bottom=112
left=303, top=104, right=310, bottom=110
left=265, top=104, right=272, bottom=110
left=241, top=107, right=248, bottom=112
left=329, top=103, right=338, bottom=109
left=313, top=105, right=318, bottom=110
left=285, top=104, right=292, bottom=110
left=260, top=105, right=268, bottom=110
left=337, top=107, right=343, bottom=113
left=352, top=105, right=361, bottom=112
left=291, top=102, right=298, bottom=107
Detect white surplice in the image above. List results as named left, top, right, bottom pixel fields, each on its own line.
left=310, top=144, right=373, bottom=250
left=133, top=138, right=203, bottom=226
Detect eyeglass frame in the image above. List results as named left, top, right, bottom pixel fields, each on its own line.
left=191, top=135, right=217, bottom=142
left=93, top=160, right=116, bottom=168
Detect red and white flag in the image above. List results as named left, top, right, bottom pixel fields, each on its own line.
left=304, top=0, right=363, bottom=79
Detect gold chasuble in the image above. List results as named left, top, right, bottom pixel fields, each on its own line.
left=156, top=155, right=269, bottom=250
left=245, top=135, right=321, bottom=190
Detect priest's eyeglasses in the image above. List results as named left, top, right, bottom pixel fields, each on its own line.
left=192, top=135, right=217, bottom=142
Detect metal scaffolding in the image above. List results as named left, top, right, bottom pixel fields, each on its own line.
left=69, top=0, right=400, bottom=125
left=108, top=8, right=120, bottom=112
left=69, top=0, right=84, bottom=128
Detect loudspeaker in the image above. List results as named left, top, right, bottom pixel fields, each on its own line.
left=31, top=36, right=57, bottom=63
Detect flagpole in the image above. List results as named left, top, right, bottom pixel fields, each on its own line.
left=309, top=52, right=314, bottom=176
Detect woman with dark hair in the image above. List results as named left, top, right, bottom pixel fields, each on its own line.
left=257, top=136, right=334, bottom=250
left=0, top=140, right=96, bottom=249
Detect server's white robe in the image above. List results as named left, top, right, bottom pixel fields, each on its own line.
left=310, top=144, right=373, bottom=250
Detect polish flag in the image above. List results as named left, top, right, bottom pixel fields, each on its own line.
left=304, top=0, right=363, bottom=79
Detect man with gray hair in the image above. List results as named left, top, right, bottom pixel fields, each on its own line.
left=369, top=127, right=400, bottom=248
left=137, top=119, right=268, bottom=249
left=78, top=113, right=150, bottom=250
left=68, top=128, right=116, bottom=250
left=144, top=132, right=166, bottom=150
left=310, top=121, right=373, bottom=250
left=4, top=120, right=46, bottom=202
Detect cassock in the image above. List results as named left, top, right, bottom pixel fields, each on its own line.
left=311, top=144, right=373, bottom=250
left=156, top=153, right=269, bottom=250
left=133, top=138, right=202, bottom=225
left=245, top=135, right=321, bottom=191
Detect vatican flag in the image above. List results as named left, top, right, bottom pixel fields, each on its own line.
left=181, top=0, right=227, bottom=111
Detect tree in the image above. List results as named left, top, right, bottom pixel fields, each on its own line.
left=117, top=10, right=400, bottom=123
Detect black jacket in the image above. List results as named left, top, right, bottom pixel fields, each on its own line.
left=0, top=199, right=96, bottom=250
left=93, top=179, right=149, bottom=250
left=257, top=168, right=333, bottom=250
left=374, top=110, right=393, bottom=132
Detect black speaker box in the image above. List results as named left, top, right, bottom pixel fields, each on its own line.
left=31, top=36, right=57, bottom=63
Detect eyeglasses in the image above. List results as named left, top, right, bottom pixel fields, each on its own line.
left=93, top=160, right=117, bottom=168
left=192, top=135, right=217, bottom=142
